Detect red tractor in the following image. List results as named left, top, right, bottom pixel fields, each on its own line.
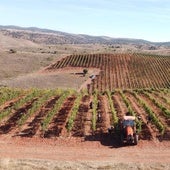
left=119, top=115, right=139, bottom=145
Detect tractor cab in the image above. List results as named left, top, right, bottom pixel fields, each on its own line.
left=119, top=115, right=138, bottom=145
left=122, top=116, right=135, bottom=128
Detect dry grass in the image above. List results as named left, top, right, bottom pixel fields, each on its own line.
left=0, top=67, right=100, bottom=90
left=0, top=72, right=86, bottom=89
left=0, top=159, right=169, bottom=170
left=0, top=32, right=38, bottom=49
left=0, top=51, right=58, bottom=80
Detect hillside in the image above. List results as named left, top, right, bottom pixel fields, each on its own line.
left=1, top=25, right=170, bottom=46
left=1, top=53, right=170, bottom=92
left=0, top=25, right=170, bottom=170
left=0, top=32, right=38, bottom=50
left=44, top=53, right=170, bottom=91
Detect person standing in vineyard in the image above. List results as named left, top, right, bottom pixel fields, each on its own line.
left=147, top=115, right=152, bottom=124
left=97, top=112, right=102, bottom=123
left=89, top=101, right=93, bottom=109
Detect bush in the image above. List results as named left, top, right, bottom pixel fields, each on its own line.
left=9, top=49, right=16, bottom=53
left=83, top=69, right=88, bottom=76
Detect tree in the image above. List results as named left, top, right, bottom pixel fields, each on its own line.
left=83, top=69, right=88, bottom=77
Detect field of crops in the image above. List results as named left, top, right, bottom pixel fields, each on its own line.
left=46, top=53, right=170, bottom=92
left=0, top=87, right=169, bottom=141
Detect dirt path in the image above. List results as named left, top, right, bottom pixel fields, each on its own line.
left=84, top=96, right=93, bottom=136
left=0, top=136, right=169, bottom=170
left=97, top=95, right=111, bottom=133
left=71, top=95, right=91, bottom=137
left=78, top=69, right=100, bottom=92
left=112, top=92, right=128, bottom=118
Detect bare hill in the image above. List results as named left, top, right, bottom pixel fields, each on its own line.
left=0, top=32, right=38, bottom=50
left=1, top=25, right=170, bottom=47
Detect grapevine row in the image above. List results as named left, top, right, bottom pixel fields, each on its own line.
left=46, top=53, right=170, bottom=92
left=130, top=90, right=165, bottom=134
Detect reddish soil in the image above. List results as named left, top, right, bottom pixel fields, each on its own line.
left=0, top=135, right=169, bottom=170
left=96, top=95, right=111, bottom=134
left=83, top=96, right=93, bottom=136
left=0, top=91, right=169, bottom=142
left=112, top=92, right=128, bottom=118
left=71, top=95, right=91, bottom=137
left=0, top=98, right=37, bottom=135
left=44, top=96, right=76, bottom=138
left=18, top=96, right=60, bottom=137
left=0, top=95, right=25, bottom=112
left=124, top=92, right=157, bottom=140
left=140, top=93, right=170, bottom=133
left=1, top=45, right=170, bottom=169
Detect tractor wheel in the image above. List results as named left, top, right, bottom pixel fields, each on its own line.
left=134, top=134, right=139, bottom=145
left=120, top=134, right=124, bottom=145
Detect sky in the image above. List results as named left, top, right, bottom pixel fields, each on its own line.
left=0, top=0, right=170, bottom=42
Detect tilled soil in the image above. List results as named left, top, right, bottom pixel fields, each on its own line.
left=0, top=136, right=169, bottom=170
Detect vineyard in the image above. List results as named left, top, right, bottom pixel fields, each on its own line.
left=45, top=53, right=170, bottom=92
left=0, top=87, right=169, bottom=141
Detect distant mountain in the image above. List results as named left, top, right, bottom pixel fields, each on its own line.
left=0, top=25, right=170, bottom=46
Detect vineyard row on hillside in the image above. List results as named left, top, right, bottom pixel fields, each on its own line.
left=46, top=53, right=170, bottom=91
left=0, top=88, right=169, bottom=141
